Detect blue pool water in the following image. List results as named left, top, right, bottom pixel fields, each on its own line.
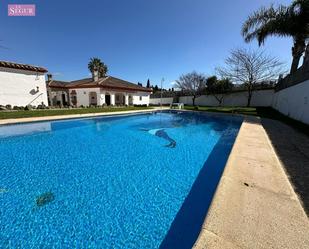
left=0, top=111, right=242, bottom=248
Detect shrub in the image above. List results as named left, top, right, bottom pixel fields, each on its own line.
left=134, top=104, right=147, bottom=107
left=24, top=105, right=32, bottom=111
left=0, top=105, right=7, bottom=111
left=39, top=102, right=47, bottom=109
left=5, top=105, right=12, bottom=110
left=13, top=106, right=24, bottom=110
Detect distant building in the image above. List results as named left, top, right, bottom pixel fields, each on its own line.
left=0, top=60, right=48, bottom=107
left=47, top=70, right=152, bottom=107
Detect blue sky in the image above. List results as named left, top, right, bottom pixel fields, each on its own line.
left=1, top=0, right=292, bottom=88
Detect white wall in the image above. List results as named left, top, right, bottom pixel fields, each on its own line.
left=70, top=88, right=101, bottom=107
left=69, top=88, right=150, bottom=107
left=272, top=80, right=309, bottom=124
left=223, top=89, right=274, bottom=106
left=0, top=67, right=48, bottom=107
left=150, top=97, right=174, bottom=105
left=132, top=92, right=150, bottom=106
left=151, top=89, right=274, bottom=107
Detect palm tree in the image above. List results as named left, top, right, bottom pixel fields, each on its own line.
left=88, top=57, right=108, bottom=78
left=242, top=0, right=309, bottom=74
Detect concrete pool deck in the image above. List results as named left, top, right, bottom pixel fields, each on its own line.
left=194, top=116, right=309, bottom=249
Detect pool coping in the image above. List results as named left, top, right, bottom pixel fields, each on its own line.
left=0, top=108, right=170, bottom=126
left=193, top=116, right=309, bottom=249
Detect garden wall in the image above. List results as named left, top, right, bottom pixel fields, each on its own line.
left=149, top=84, right=309, bottom=125
left=272, top=79, right=309, bottom=125
left=149, top=97, right=174, bottom=105
left=150, top=89, right=274, bottom=107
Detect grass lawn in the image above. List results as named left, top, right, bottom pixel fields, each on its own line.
left=184, top=106, right=309, bottom=136
left=0, top=106, right=152, bottom=120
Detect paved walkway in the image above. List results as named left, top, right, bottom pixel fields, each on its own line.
left=261, top=118, right=309, bottom=216
left=194, top=117, right=309, bottom=249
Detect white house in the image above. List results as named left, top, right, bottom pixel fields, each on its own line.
left=47, top=71, right=152, bottom=107
left=0, top=60, right=48, bottom=107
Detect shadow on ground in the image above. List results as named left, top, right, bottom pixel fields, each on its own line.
left=261, top=118, right=309, bottom=216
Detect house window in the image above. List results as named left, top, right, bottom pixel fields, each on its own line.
left=139, top=96, right=142, bottom=101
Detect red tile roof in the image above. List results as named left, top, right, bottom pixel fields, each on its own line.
left=0, top=60, right=48, bottom=73
left=47, top=80, right=69, bottom=89
left=48, top=76, right=152, bottom=92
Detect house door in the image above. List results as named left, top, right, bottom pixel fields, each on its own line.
left=89, top=92, right=98, bottom=106
left=62, top=93, right=67, bottom=106
left=105, top=95, right=111, bottom=105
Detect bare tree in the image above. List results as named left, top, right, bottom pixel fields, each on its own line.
left=175, top=71, right=207, bottom=106
left=217, top=48, right=285, bottom=107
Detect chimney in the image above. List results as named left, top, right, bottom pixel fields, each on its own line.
left=47, top=74, right=52, bottom=82
left=92, top=67, right=99, bottom=81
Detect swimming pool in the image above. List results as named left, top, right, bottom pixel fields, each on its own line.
left=0, top=111, right=242, bottom=248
